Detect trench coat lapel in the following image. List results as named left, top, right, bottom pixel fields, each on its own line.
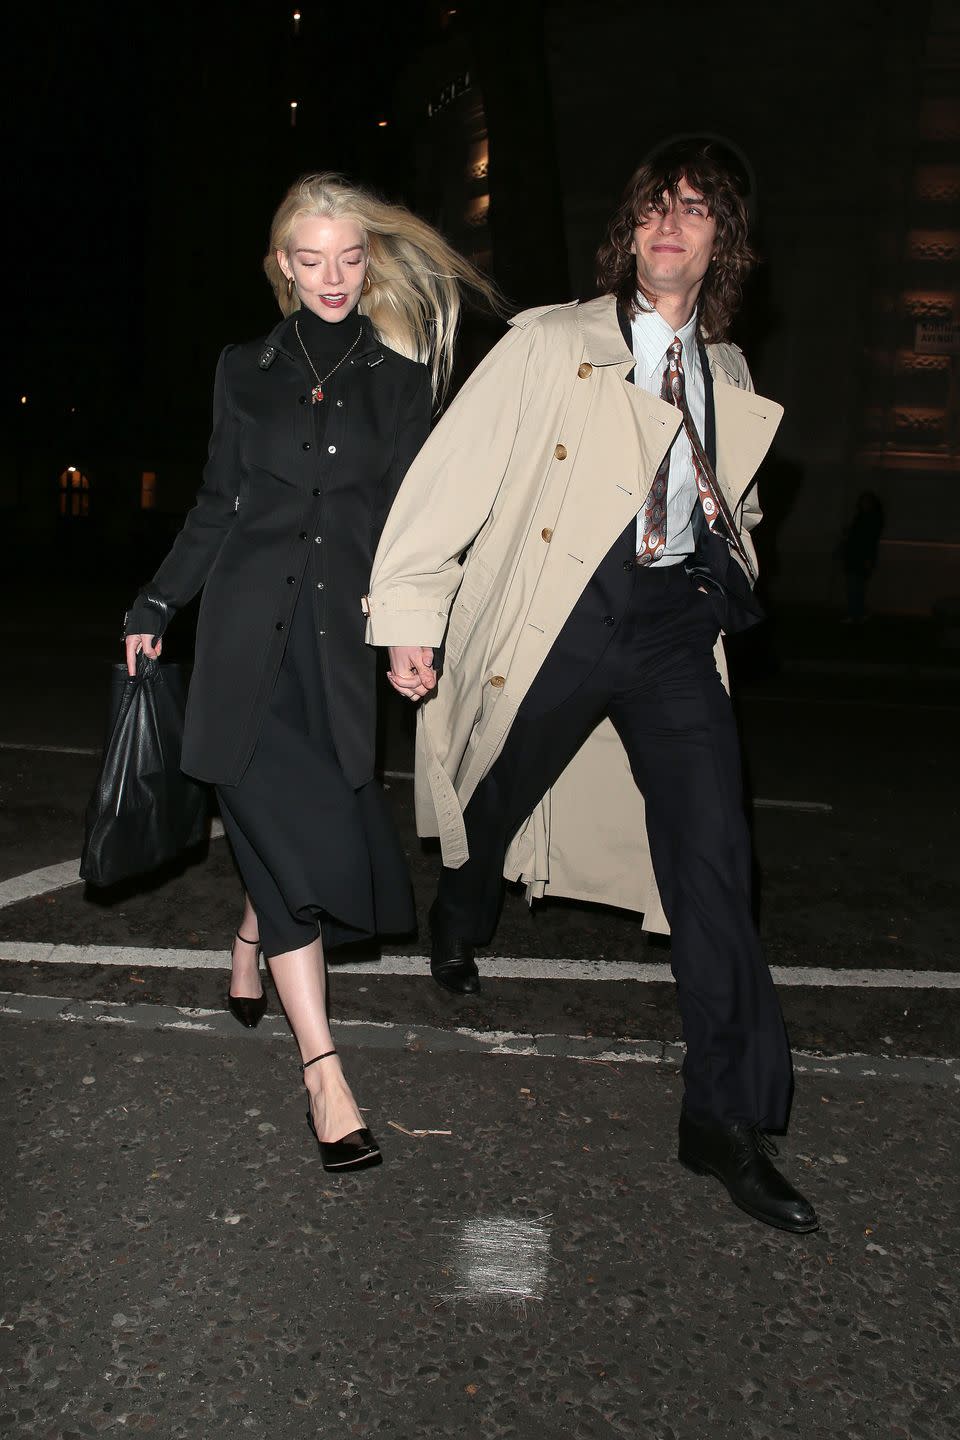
left=577, top=298, right=682, bottom=509
left=583, top=295, right=781, bottom=517
left=708, top=357, right=783, bottom=512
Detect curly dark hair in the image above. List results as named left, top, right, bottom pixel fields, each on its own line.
left=595, top=138, right=756, bottom=342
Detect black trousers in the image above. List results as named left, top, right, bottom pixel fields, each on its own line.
left=435, top=564, right=793, bottom=1131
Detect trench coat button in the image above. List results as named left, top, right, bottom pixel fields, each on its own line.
left=327, top=444, right=337, bottom=454
left=312, top=487, right=321, bottom=496
left=275, top=621, right=285, bottom=631
left=578, top=362, right=593, bottom=379
left=541, top=527, right=553, bottom=542
left=489, top=675, right=505, bottom=687
left=298, top=395, right=307, bottom=404
left=299, top=530, right=308, bottom=539
left=302, top=442, right=311, bottom=451
left=286, top=575, right=295, bottom=585
left=601, top=615, right=615, bottom=626
left=554, top=443, right=567, bottom=460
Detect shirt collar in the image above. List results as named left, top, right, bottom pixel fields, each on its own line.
left=630, top=300, right=699, bottom=372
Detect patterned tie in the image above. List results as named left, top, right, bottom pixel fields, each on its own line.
left=638, top=337, right=757, bottom=580
left=635, top=344, right=677, bottom=566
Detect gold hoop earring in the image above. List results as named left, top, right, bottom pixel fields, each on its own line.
left=286, top=276, right=295, bottom=299
left=361, top=276, right=372, bottom=296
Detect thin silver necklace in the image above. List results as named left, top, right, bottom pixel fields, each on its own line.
left=294, top=318, right=363, bottom=403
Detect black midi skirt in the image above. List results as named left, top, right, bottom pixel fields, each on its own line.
left=216, top=586, right=415, bottom=959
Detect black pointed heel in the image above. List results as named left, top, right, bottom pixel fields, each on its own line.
left=227, top=931, right=268, bottom=1029
left=302, top=1050, right=382, bottom=1172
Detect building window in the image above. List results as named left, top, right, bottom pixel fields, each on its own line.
left=58, top=467, right=90, bottom=518
left=141, top=471, right=157, bottom=510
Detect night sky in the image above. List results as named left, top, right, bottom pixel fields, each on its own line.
left=9, top=0, right=441, bottom=458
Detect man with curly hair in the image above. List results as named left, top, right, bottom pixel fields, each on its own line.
left=365, top=138, right=817, bottom=1233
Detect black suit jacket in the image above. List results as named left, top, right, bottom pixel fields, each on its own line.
left=125, top=314, right=431, bottom=788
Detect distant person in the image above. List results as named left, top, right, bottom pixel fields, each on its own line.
left=365, top=139, right=817, bottom=1232
left=124, top=173, right=497, bottom=1172
left=840, top=490, right=885, bottom=623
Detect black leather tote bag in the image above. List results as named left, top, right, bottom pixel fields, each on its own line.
left=80, top=657, right=207, bottom=886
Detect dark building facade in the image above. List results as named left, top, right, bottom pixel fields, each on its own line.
left=398, top=0, right=960, bottom=615
left=8, top=1, right=958, bottom=616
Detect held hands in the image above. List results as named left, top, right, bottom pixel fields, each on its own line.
left=387, top=645, right=437, bottom=702
left=124, top=633, right=163, bottom=677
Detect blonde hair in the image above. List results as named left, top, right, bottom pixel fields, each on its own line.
left=264, top=172, right=503, bottom=401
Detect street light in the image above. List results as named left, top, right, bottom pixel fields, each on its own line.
left=290, top=100, right=298, bottom=128
left=293, top=8, right=301, bottom=34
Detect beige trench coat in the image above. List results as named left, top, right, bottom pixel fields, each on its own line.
left=365, top=294, right=783, bottom=932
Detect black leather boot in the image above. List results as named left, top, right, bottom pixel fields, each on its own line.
left=678, top=1111, right=819, bottom=1234
left=428, top=901, right=481, bottom=996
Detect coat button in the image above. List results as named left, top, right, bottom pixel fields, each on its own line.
left=489, top=675, right=505, bottom=688
left=316, top=581, right=324, bottom=590
left=578, top=362, right=593, bottom=379
left=312, top=487, right=321, bottom=496
left=314, top=535, right=322, bottom=544
left=302, top=442, right=311, bottom=451
left=286, top=575, right=295, bottom=585
left=327, top=445, right=337, bottom=454
left=336, top=400, right=344, bottom=408
left=602, top=615, right=615, bottom=626
left=275, top=621, right=285, bottom=631
left=554, top=443, right=567, bottom=460
left=299, top=530, right=308, bottom=539
left=298, top=395, right=307, bottom=405
left=541, top=527, right=553, bottom=542
left=623, top=559, right=635, bottom=571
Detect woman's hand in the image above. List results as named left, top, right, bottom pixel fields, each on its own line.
left=124, top=633, right=163, bottom=677
left=387, top=645, right=436, bottom=702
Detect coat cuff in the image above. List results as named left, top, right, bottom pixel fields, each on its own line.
left=123, top=593, right=175, bottom=641
left=362, top=595, right=448, bottom=648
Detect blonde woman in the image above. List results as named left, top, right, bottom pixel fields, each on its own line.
left=124, top=174, right=498, bottom=1171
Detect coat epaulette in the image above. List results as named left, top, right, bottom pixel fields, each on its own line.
left=508, top=300, right=579, bottom=330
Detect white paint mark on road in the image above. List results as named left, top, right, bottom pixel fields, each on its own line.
left=0, top=861, right=85, bottom=908
left=1, top=941, right=958, bottom=989
left=0, top=823, right=224, bottom=910
left=452, top=1216, right=552, bottom=1301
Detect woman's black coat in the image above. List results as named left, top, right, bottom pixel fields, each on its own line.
left=125, top=313, right=431, bottom=789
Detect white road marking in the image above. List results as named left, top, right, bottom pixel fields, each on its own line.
left=0, top=940, right=957, bottom=988
left=0, top=861, right=85, bottom=907
left=451, top=1216, right=552, bottom=1301
left=1, top=992, right=957, bottom=1081
left=0, top=823, right=225, bottom=909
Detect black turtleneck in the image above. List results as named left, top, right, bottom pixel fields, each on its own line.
left=294, top=302, right=363, bottom=366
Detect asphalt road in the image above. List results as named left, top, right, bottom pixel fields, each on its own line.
left=2, top=589, right=959, bottom=1438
